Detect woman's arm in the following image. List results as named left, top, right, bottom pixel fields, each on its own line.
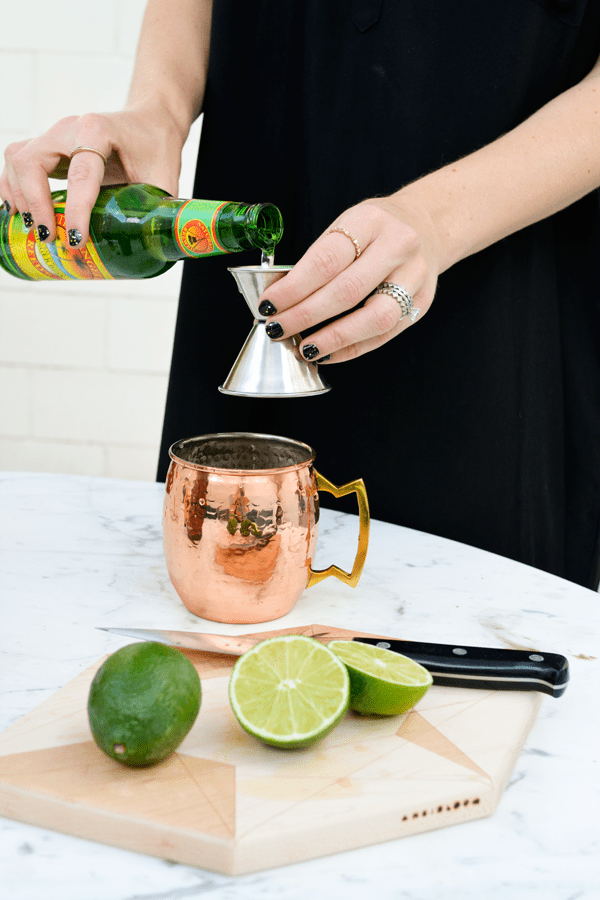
left=126, top=0, right=212, bottom=144
left=261, top=54, right=600, bottom=364
left=0, top=0, right=213, bottom=246
left=412, top=54, right=600, bottom=271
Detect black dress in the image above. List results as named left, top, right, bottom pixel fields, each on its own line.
left=158, top=0, right=600, bottom=590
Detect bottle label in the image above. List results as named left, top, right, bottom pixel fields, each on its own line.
left=5, top=206, right=113, bottom=280
left=174, top=200, right=230, bottom=257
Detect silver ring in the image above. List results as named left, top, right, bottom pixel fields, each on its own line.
left=326, top=226, right=362, bottom=259
left=70, top=146, right=108, bottom=166
left=373, top=281, right=420, bottom=322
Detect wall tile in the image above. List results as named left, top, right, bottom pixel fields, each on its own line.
left=0, top=366, right=31, bottom=436
left=107, top=297, right=177, bottom=374
left=36, top=54, right=135, bottom=132
left=0, top=436, right=104, bottom=475
left=32, top=369, right=168, bottom=445
left=0, top=1, right=118, bottom=53
left=0, top=290, right=105, bottom=367
left=0, top=54, right=35, bottom=130
left=106, top=443, right=159, bottom=481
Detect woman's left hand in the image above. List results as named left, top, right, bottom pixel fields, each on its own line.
left=257, top=194, right=442, bottom=363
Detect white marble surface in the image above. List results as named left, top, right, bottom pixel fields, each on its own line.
left=0, top=471, right=598, bottom=900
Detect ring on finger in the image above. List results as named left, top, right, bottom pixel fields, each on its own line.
left=372, top=281, right=421, bottom=322
left=69, top=146, right=108, bottom=166
left=326, top=226, right=362, bottom=260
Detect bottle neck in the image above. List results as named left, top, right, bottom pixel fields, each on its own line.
left=170, top=200, right=233, bottom=259
left=218, top=202, right=283, bottom=253
left=169, top=200, right=284, bottom=258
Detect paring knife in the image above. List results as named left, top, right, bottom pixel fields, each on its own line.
left=96, top=626, right=569, bottom=698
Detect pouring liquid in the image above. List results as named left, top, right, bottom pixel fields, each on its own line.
left=261, top=249, right=275, bottom=267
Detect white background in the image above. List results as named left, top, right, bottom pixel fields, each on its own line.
left=0, top=0, right=203, bottom=481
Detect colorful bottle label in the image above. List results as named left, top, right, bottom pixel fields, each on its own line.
left=174, top=200, right=230, bottom=257
left=3, top=204, right=113, bottom=280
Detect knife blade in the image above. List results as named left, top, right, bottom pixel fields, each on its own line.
left=96, top=626, right=569, bottom=698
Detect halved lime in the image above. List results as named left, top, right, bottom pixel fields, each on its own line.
left=228, top=635, right=350, bottom=749
left=328, top=640, right=433, bottom=716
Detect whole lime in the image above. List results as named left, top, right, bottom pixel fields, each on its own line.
left=88, top=642, right=201, bottom=767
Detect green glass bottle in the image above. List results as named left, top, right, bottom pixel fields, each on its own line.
left=0, top=183, right=283, bottom=281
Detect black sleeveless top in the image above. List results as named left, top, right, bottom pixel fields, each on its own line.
left=158, top=0, right=600, bottom=589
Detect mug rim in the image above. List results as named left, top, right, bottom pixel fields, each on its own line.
left=168, top=432, right=316, bottom=475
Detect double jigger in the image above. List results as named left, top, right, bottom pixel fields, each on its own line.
left=219, top=265, right=330, bottom=397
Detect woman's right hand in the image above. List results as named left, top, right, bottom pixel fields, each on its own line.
left=0, top=104, right=186, bottom=247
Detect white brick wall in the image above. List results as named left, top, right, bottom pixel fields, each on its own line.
left=0, top=0, right=203, bottom=481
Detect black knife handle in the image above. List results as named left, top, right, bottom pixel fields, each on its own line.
left=352, top=638, right=569, bottom=698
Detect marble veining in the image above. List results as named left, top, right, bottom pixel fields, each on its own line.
left=0, top=472, right=599, bottom=900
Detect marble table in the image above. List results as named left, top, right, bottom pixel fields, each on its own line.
left=1, top=471, right=598, bottom=900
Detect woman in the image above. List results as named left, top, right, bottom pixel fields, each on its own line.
left=2, top=0, right=600, bottom=588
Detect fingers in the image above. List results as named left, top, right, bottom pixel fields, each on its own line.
left=62, top=114, right=114, bottom=247
left=3, top=138, right=59, bottom=242
left=1, top=114, right=109, bottom=246
left=295, top=263, right=426, bottom=362
left=302, top=289, right=420, bottom=364
left=256, top=197, right=438, bottom=363
left=1, top=110, right=183, bottom=251
left=260, top=227, right=361, bottom=315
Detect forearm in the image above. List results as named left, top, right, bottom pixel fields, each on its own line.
left=398, top=54, right=600, bottom=273
left=126, top=0, right=213, bottom=141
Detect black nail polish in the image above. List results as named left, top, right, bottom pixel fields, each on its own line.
left=317, top=354, right=331, bottom=363
left=302, top=344, right=320, bottom=360
left=37, top=224, right=50, bottom=242
left=22, top=212, right=33, bottom=228
left=3, top=201, right=10, bottom=214
left=258, top=299, right=277, bottom=317
left=68, top=228, right=82, bottom=247
left=265, top=322, right=284, bottom=339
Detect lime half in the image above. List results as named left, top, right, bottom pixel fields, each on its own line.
left=328, top=640, right=433, bottom=716
left=229, top=635, right=350, bottom=749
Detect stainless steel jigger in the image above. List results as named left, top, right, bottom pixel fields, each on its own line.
left=219, top=265, right=331, bottom=397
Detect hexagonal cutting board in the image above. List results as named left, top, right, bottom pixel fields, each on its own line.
left=0, top=625, right=542, bottom=874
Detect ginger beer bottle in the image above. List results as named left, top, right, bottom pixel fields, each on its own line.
left=0, top=183, right=283, bottom=281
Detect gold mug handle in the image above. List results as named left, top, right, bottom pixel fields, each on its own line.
left=306, top=470, right=370, bottom=589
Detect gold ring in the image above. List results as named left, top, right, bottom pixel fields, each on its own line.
left=326, top=226, right=362, bottom=259
left=70, top=146, right=108, bottom=166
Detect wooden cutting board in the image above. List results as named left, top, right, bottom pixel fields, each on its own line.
left=0, top=624, right=542, bottom=875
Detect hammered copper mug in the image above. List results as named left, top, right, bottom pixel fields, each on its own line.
left=162, top=433, right=370, bottom=624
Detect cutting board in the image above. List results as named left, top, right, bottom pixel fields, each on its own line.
left=0, top=624, right=542, bottom=875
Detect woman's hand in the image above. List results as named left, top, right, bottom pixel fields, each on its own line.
left=258, top=194, right=442, bottom=364
left=0, top=104, right=186, bottom=248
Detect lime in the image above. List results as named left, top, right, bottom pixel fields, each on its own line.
left=328, top=640, right=433, bottom=716
left=228, top=635, right=350, bottom=749
left=88, top=642, right=201, bottom=767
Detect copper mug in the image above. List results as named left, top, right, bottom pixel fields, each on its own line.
left=162, top=433, right=370, bottom=624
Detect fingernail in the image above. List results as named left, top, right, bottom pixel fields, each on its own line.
left=22, top=212, right=33, bottom=229
left=265, top=322, right=284, bottom=339
left=317, top=354, right=331, bottom=363
left=302, top=344, right=320, bottom=360
left=37, top=224, right=50, bottom=242
left=3, top=201, right=11, bottom=214
left=68, top=228, right=82, bottom=247
left=258, top=299, right=277, bottom=317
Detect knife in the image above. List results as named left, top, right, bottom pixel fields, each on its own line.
left=96, top=626, right=569, bottom=698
